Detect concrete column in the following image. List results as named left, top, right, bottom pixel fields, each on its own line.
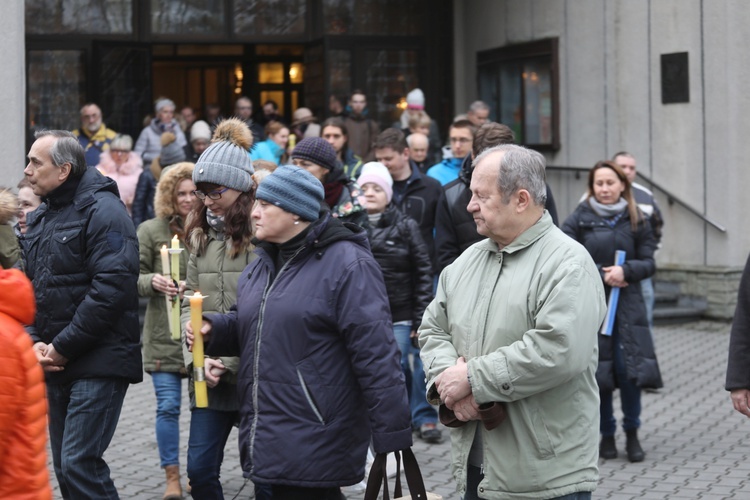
left=0, top=1, right=25, bottom=187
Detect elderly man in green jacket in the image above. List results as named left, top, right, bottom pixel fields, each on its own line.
left=419, top=144, right=606, bottom=500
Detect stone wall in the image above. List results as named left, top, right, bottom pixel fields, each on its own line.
left=657, top=264, right=744, bottom=320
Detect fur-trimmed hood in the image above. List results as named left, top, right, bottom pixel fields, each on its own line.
left=0, top=189, right=18, bottom=225
left=154, top=162, right=195, bottom=219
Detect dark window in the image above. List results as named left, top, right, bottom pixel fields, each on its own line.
left=28, top=51, right=86, bottom=133
left=478, top=39, right=559, bottom=150
left=234, top=0, right=306, bottom=36
left=150, top=0, right=224, bottom=35
left=26, top=0, right=132, bottom=35
left=365, top=50, right=420, bottom=127
left=322, top=0, right=425, bottom=35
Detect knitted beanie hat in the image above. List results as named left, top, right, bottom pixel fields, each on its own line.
left=291, top=137, right=337, bottom=171
left=357, top=162, right=393, bottom=203
left=155, top=98, right=176, bottom=113
left=193, top=118, right=255, bottom=192
left=190, top=120, right=211, bottom=142
left=160, top=132, right=187, bottom=167
left=406, top=88, right=425, bottom=110
left=256, top=165, right=324, bottom=222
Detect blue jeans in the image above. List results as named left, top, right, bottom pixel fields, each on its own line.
left=151, top=372, right=183, bottom=467
left=600, top=328, right=642, bottom=436
left=393, top=321, right=437, bottom=427
left=187, top=407, right=237, bottom=499
left=47, top=378, right=128, bottom=500
left=464, top=465, right=591, bottom=500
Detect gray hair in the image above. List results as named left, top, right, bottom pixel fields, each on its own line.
left=110, top=134, right=133, bottom=151
left=473, top=144, right=547, bottom=206
left=34, top=130, right=87, bottom=177
left=468, top=100, right=490, bottom=113
left=155, top=98, right=176, bottom=113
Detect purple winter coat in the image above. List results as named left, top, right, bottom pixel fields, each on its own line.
left=206, top=214, right=412, bottom=488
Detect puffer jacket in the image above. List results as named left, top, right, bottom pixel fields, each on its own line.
left=21, top=167, right=142, bottom=384
left=419, top=212, right=606, bottom=499
left=135, top=118, right=187, bottom=163
left=562, top=201, right=662, bottom=390
left=0, top=188, right=19, bottom=269
left=0, top=269, right=51, bottom=500
left=206, top=214, right=412, bottom=487
left=138, top=163, right=193, bottom=374
left=96, top=150, right=144, bottom=215
left=367, top=206, right=433, bottom=326
left=180, top=223, right=256, bottom=411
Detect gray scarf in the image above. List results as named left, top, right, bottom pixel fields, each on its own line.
left=588, top=196, right=628, bottom=218
left=205, top=209, right=225, bottom=240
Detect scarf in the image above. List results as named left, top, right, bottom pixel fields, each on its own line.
left=205, top=209, right=225, bottom=240
left=588, top=196, right=628, bottom=218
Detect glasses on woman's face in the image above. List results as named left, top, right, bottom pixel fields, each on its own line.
left=192, top=187, right=229, bottom=201
left=110, top=149, right=129, bottom=155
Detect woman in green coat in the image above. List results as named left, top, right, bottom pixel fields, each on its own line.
left=180, top=118, right=257, bottom=499
left=137, top=161, right=196, bottom=499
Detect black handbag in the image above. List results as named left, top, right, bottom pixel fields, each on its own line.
left=363, top=448, right=442, bottom=500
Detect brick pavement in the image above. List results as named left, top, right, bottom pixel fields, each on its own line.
left=47, top=321, right=750, bottom=499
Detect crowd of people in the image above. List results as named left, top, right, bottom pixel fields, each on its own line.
left=3, top=85, right=749, bottom=500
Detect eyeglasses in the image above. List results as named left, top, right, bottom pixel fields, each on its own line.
left=192, top=187, right=229, bottom=200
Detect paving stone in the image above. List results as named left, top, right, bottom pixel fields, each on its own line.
left=43, top=320, right=749, bottom=499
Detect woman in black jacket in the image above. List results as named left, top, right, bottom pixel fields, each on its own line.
left=562, top=160, right=662, bottom=463
left=357, top=163, right=441, bottom=443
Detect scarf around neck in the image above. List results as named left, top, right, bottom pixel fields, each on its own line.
left=206, top=209, right=225, bottom=239
left=588, top=196, right=628, bottom=218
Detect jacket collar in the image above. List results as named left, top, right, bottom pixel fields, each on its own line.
left=477, top=211, right=554, bottom=255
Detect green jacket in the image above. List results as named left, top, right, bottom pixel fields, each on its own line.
left=180, top=226, right=256, bottom=411
left=419, top=212, right=606, bottom=499
left=137, top=217, right=188, bottom=373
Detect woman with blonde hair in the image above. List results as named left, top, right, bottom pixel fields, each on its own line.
left=562, top=160, right=662, bottom=463
left=96, top=134, right=143, bottom=215
left=137, top=161, right=196, bottom=499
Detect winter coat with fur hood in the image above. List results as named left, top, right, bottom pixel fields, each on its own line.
left=179, top=218, right=256, bottom=411
left=0, top=189, right=19, bottom=269
left=206, top=214, right=412, bottom=487
left=96, top=150, right=143, bottom=216
left=0, top=269, right=51, bottom=500
left=137, top=162, right=193, bottom=374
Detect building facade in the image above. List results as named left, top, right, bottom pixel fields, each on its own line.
left=455, top=0, right=749, bottom=318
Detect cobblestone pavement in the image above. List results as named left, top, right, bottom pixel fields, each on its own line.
left=47, top=320, right=749, bottom=499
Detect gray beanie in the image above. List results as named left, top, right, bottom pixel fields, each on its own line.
left=256, top=165, right=324, bottom=221
left=160, top=132, right=187, bottom=167
left=193, top=118, right=255, bottom=192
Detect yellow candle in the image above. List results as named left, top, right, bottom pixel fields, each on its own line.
left=169, top=235, right=181, bottom=341
left=288, top=133, right=296, bottom=150
left=190, top=292, right=209, bottom=408
left=160, top=245, right=173, bottom=333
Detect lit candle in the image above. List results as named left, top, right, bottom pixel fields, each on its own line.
left=169, top=235, right=182, bottom=341
left=160, top=245, right=173, bottom=333
left=190, top=291, right=209, bottom=408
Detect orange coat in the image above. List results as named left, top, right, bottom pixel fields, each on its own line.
left=0, top=268, right=51, bottom=500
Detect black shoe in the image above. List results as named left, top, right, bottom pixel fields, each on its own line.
left=599, top=435, right=617, bottom=459
left=418, top=423, right=443, bottom=444
left=625, top=429, right=645, bottom=462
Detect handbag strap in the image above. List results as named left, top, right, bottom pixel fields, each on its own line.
left=364, top=449, right=428, bottom=500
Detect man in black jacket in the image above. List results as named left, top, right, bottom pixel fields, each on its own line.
left=22, top=130, right=142, bottom=499
left=374, top=128, right=442, bottom=270
left=434, top=122, right=559, bottom=274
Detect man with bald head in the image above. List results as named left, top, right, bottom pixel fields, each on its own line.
left=72, top=103, right=118, bottom=166
left=420, top=144, right=605, bottom=499
left=407, top=132, right=430, bottom=173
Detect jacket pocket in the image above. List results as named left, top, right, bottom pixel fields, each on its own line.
left=296, top=368, right=326, bottom=425
left=51, top=226, right=85, bottom=274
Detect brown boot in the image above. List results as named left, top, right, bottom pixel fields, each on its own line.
left=163, top=465, right=182, bottom=500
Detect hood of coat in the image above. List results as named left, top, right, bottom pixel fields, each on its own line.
left=155, top=162, right=195, bottom=219
left=0, top=268, right=35, bottom=324
left=255, top=212, right=370, bottom=263
left=97, top=151, right=144, bottom=177
left=0, top=188, right=17, bottom=225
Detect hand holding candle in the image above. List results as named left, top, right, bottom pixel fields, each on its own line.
left=189, top=291, right=209, bottom=408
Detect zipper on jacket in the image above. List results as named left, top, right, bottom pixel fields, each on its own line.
left=297, top=369, right=326, bottom=425
left=248, top=246, right=307, bottom=474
